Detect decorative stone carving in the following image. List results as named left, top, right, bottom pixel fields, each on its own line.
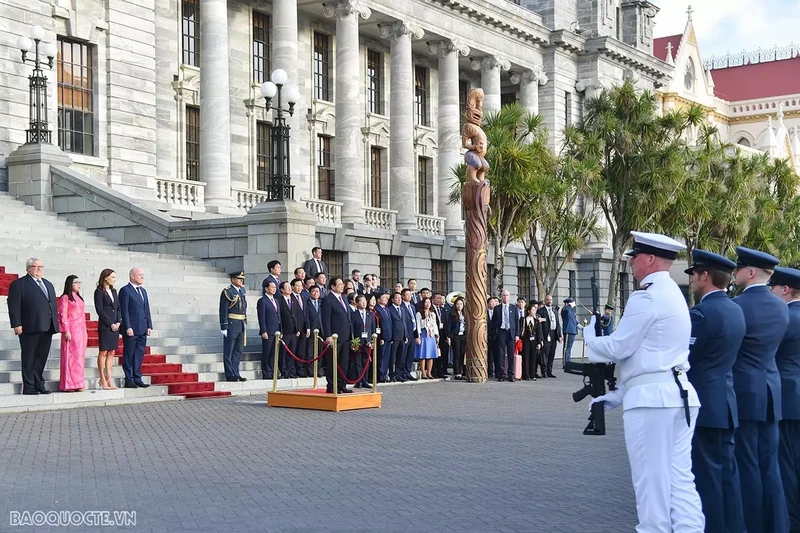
left=461, top=88, right=490, bottom=383
left=322, top=0, right=371, bottom=19
left=426, top=40, right=470, bottom=58
left=470, top=55, right=511, bottom=73
left=378, top=21, right=424, bottom=40
left=510, top=69, right=548, bottom=86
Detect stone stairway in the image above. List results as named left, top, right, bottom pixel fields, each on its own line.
left=0, top=192, right=276, bottom=408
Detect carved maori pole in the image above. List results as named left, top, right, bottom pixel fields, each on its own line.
left=461, top=89, right=490, bottom=383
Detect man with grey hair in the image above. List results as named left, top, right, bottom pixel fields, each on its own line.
left=7, top=258, right=59, bottom=394
left=119, top=267, right=152, bottom=388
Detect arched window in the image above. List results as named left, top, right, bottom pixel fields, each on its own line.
left=736, top=137, right=751, bottom=148
left=684, top=59, right=695, bottom=92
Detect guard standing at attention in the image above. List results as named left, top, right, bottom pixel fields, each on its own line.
left=600, top=304, right=614, bottom=336
left=685, top=249, right=746, bottom=533
left=731, top=247, right=790, bottom=533
left=584, top=231, right=704, bottom=532
left=220, top=272, right=248, bottom=382
left=768, top=267, right=800, bottom=533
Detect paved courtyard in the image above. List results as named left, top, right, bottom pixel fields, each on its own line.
left=0, top=374, right=637, bottom=532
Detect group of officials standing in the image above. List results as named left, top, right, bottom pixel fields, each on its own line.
left=585, top=233, right=799, bottom=533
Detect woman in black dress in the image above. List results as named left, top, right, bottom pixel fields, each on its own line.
left=94, top=268, right=121, bottom=389
left=520, top=301, right=542, bottom=381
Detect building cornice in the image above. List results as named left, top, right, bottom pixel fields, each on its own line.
left=584, top=36, right=673, bottom=81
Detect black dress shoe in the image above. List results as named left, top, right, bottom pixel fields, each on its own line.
left=547, top=373, right=557, bottom=378
left=508, top=378, right=516, bottom=382
left=354, top=383, right=362, bottom=389
left=325, top=387, right=335, bottom=394
left=497, top=377, right=505, bottom=382
left=339, top=387, right=353, bottom=394
left=226, top=378, right=238, bottom=382
left=360, top=382, right=372, bottom=389
left=134, top=381, right=150, bottom=388
left=124, top=382, right=138, bottom=388
left=22, top=391, right=39, bottom=395
left=238, top=377, right=247, bottom=382
left=406, top=375, right=418, bottom=382
left=37, top=389, right=52, bottom=394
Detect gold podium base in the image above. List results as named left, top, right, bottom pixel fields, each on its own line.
left=267, top=388, right=382, bottom=412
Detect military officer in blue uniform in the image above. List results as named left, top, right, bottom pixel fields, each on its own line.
left=220, top=271, right=248, bottom=382
left=768, top=267, right=800, bottom=532
left=732, top=247, right=790, bottom=533
left=600, top=304, right=614, bottom=336
left=685, top=249, right=746, bottom=533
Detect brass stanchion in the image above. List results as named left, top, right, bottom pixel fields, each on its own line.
left=371, top=333, right=378, bottom=390
left=332, top=333, right=339, bottom=397
left=312, top=329, right=319, bottom=390
left=272, top=331, right=282, bottom=393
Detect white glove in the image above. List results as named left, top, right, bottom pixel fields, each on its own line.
left=584, top=315, right=597, bottom=339
left=589, top=388, right=623, bottom=412
left=221, top=329, right=228, bottom=338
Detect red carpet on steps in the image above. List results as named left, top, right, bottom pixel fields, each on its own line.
left=0, top=266, right=20, bottom=296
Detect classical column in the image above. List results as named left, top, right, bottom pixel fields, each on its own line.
left=510, top=69, right=547, bottom=116
left=324, top=1, right=371, bottom=224
left=471, top=55, right=510, bottom=115
left=272, top=0, right=304, bottom=198
left=428, top=39, right=470, bottom=235
left=199, top=0, right=232, bottom=209
left=380, top=21, right=424, bottom=231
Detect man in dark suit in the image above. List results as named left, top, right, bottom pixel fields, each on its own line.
left=486, top=297, right=499, bottom=377
left=685, top=249, right=746, bottom=533
left=303, top=247, right=327, bottom=280
left=277, top=281, right=300, bottom=379
left=119, top=267, right=153, bottom=388
left=314, top=272, right=328, bottom=298
left=7, top=257, right=59, bottom=395
left=350, top=294, right=376, bottom=388
left=732, top=247, right=790, bottom=533
left=769, top=267, right=800, bottom=532
left=350, top=270, right=365, bottom=294
left=389, top=292, right=408, bottom=382
left=537, top=294, right=562, bottom=378
left=304, top=284, right=324, bottom=376
left=432, top=292, right=450, bottom=378
left=290, top=278, right=310, bottom=378
left=375, top=292, right=394, bottom=382
left=407, top=279, right=420, bottom=305
left=400, top=288, right=419, bottom=381
left=320, top=277, right=353, bottom=393
left=262, top=260, right=282, bottom=292
left=257, top=279, right=281, bottom=379
left=491, top=290, right=519, bottom=382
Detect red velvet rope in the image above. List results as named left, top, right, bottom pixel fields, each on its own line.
left=337, top=346, right=373, bottom=384
left=279, top=338, right=330, bottom=364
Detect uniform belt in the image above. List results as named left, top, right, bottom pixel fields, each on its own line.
left=624, top=370, right=691, bottom=427
left=228, top=313, right=246, bottom=320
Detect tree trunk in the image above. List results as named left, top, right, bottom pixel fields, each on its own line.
left=493, top=234, right=505, bottom=297
left=607, top=233, right=624, bottom=311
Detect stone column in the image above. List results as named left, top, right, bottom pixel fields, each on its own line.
left=324, top=1, right=371, bottom=225
left=511, top=68, right=547, bottom=116
left=428, top=39, right=470, bottom=235
left=380, top=21, right=424, bottom=231
left=200, top=0, right=232, bottom=210
left=273, top=0, right=305, bottom=198
left=471, top=55, right=510, bottom=115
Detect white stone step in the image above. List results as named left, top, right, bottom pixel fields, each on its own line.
left=0, top=374, right=152, bottom=394
left=0, top=386, right=179, bottom=414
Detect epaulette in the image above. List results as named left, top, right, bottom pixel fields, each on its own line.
left=636, top=283, right=652, bottom=291
left=690, top=308, right=704, bottom=319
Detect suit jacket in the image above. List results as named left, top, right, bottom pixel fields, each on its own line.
left=291, top=293, right=308, bottom=333
left=302, top=258, right=326, bottom=279
left=94, top=287, right=121, bottom=329
left=351, top=308, right=376, bottom=346
left=119, top=283, right=152, bottom=335
left=520, top=315, right=543, bottom=343
left=777, top=300, right=800, bottom=420
left=401, top=302, right=418, bottom=339
left=536, top=305, right=562, bottom=341
left=376, top=304, right=393, bottom=343
left=448, top=311, right=466, bottom=337
left=352, top=280, right=365, bottom=294
left=304, top=297, right=323, bottom=337
left=487, top=309, right=498, bottom=340
left=262, top=274, right=282, bottom=290
left=278, top=294, right=300, bottom=335
left=389, top=304, right=406, bottom=342
left=732, top=285, right=790, bottom=422
left=321, top=292, right=351, bottom=340
left=491, top=303, right=519, bottom=338
left=687, top=290, right=744, bottom=429
left=257, top=295, right=282, bottom=336
left=7, top=275, right=59, bottom=334
left=561, top=305, right=578, bottom=335
left=433, top=305, right=449, bottom=343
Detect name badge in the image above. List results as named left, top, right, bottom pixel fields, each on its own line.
left=376, top=327, right=381, bottom=334
left=361, top=332, right=368, bottom=339
left=547, top=334, right=551, bottom=342
left=529, top=336, right=535, bottom=341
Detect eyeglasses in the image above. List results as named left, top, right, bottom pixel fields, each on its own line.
left=30, top=265, right=44, bottom=269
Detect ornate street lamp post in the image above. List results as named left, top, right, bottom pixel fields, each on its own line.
left=260, top=69, right=300, bottom=201
left=16, top=25, right=58, bottom=145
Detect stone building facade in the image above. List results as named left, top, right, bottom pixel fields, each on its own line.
left=1, top=0, right=672, bottom=305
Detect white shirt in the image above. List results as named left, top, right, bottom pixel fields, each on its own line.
left=742, top=283, right=767, bottom=292
left=700, top=289, right=725, bottom=302
left=106, top=288, right=114, bottom=303
left=585, top=271, right=700, bottom=410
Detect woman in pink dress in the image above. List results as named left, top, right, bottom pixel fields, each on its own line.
left=57, top=275, right=87, bottom=392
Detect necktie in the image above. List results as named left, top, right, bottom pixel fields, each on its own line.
left=36, top=278, right=48, bottom=299
left=136, top=286, right=144, bottom=301
left=316, top=259, right=321, bottom=272
left=339, top=295, right=347, bottom=311
left=270, top=297, right=277, bottom=311
left=297, top=295, right=303, bottom=309
left=314, top=301, right=319, bottom=313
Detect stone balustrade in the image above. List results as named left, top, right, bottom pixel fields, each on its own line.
left=234, top=188, right=269, bottom=211
left=363, top=207, right=397, bottom=231
left=155, top=178, right=205, bottom=209
left=302, top=198, right=342, bottom=226
left=416, top=214, right=446, bottom=236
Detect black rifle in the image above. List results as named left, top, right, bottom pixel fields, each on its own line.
left=563, top=274, right=617, bottom=435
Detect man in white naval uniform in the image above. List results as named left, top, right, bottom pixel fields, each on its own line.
left=585, top=231, right=704, bottom=532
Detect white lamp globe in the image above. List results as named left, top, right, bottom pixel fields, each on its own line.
left=41, top=42, right=58, bottom=59
left=260, top=81, right=277, bottom=99
left=29, top=25, right=45, bottom=41
left=270, top=68, right=288, bottom=86
left=284, top=85, right=301, bottom=105
left=17, top=36, right=33, bottom=53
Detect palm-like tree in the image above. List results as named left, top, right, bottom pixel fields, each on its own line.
left=449, top=103, right=555, bottom=296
